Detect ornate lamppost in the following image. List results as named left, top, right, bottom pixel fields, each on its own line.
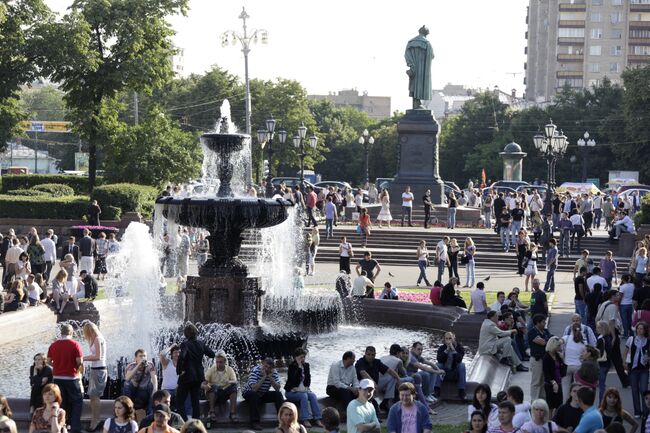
left=292, top=123, right=318, bottom=188
left=358, top=128, right=374, bottom=184
left=576, top=131, right=596, bottom=183
left=257, top=115, right=287, bottom=197
left=533, top=119, right=568, bottom=214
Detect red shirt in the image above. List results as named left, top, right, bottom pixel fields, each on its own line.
left=306, top=191, right=317, bottom=208
left=429, top=286, right=442, bottom=305
left=48, top=338, right=83, bottom=377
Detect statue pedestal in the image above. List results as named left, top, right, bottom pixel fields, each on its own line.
left=184, top=276, right=263, bottom=326
left=389, top=109, right=444, bottom=206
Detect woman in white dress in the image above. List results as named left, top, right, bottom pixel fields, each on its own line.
left=377, top=189, right=392, bottom=228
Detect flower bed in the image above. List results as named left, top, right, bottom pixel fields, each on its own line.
left=70, top=225, right=120, bottom=238
left=374, top=291, right=430, bottom=303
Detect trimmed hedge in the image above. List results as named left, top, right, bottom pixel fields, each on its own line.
left=5, top=189, right=51, bottom=197
left=32, top=183, right=75, bottom=197
left=91, top=183, right=158, bottom=217
left=0, top=195, right=89, bottom=219
left=103, top=206, right=122, bottom=221
left=0, top=174, right=104, bottom=193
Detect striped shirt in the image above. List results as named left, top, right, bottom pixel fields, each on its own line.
left=242, top=364, right=281, bottom=395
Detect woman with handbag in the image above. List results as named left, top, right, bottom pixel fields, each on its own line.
left=463, top=237, right=476, bottom=288
left=358, top=208, right=372, bottom=248
left=416, top=240, right=431, bottom=287
left=524, top=243, right=539, bottom=292
left=542, top=336, right=566, bottom=416
left=623, top=321, right=650, bottom=417
left=516, top=229, right=531, bottom=276
left=448, top=238, right=461, bottom=280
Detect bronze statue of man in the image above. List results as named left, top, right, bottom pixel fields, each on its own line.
left=405, top=26, right=434, bottom=109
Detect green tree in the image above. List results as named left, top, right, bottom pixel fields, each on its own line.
left=20, top=84, right=68, bottom=120
left=0, top=0, right=52, bottom=150
left=620, top=65, right=650, bottom=181
left=38, top=0, right=188, bottom=190
left=103, top=107, right=200, bottom=186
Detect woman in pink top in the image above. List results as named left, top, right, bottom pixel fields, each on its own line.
left=632, top=299, right=650, bottom=328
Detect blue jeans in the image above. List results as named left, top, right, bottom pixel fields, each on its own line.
left=575, top=300, right=587, bottom=325
left=560, top=230, right=571, bottom=256
left=448, top=208, right=457, bottom=229
left=466, top=259, right=475, bottom=288
left=484, top=209, right=492, bottom=229
left=437, top=260, right=446, bottom=284
left=54, top=378, right=83, bottom=433
left=552, top=213, right=560, bottom=231
left=433, top=362, right=466, bottom=390
left=599, top=364, right=611, bottom=403
left=594, top=209, right=602, bottom=229
left=123, top=381, right=154, bottom=414
left=285, top=390, right=322, bottom=421
left=629, top=368, right=649, bottom=416
left=401, top=206, right=412, bottom=226
left=511, top=220, right=522, bottom=246
left=500, top=226, right=510, bottom=250
left=620, top=304, right=634, bottom=338
left=325, top=218, right=334, bottom=238
left=417, top=260, right=430, bottom=285
left=417, top=370, right=438, bottom=396
left=544, top=265, right=556, bottom=292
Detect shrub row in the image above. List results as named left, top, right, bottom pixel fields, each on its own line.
left=32, top=183, right=75, bottom=197
left=0, top=174, right=104, bottom=193
left=91, top=183, right=158, bottom=218
left=5, top=189, right=51, bottom=197
left=0, top=195, right=90, bottom=219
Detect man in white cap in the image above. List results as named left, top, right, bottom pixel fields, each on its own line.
left=347, top=378, right=381, bottom=433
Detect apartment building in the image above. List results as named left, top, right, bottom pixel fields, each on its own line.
left=308, top=89, right=391, bottom=121
left=525, top=0, right=650, bottom=102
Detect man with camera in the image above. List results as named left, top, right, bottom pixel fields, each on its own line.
left=124, top=349, right=158, bottom=416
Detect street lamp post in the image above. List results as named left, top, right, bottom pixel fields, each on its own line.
left=533, top=119, right=569, bottom=215
left=221, top=7, right=268, bottom=138
left=358, top=129, right=374, bottom=184
left=257, top=116, right=287, bottom=197
left=576, top=131, right=596, bottom=183
left=293, top=122, right=318, bottom=188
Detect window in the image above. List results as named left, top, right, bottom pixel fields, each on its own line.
left=590, top=45, right=602, bottom=55
left=588, top=63, right=600, bottom=72
left=559, top=28, right=585, bottom=37
left=589, top=79, right=601, bottom=87
left=591, top=12, right=602, bottom=22
left=610, top=63, right=620, bottom=72
left=630, top=29, right=650, bottom=38
left=612, top=0, right=623, bottom=5
left=609, top=45, right=623, bottom=56
left=633, top=45, right=650, bottom=54
left=611, top=29, right=623, bottom=39
left=557, top=78, right=584, bottom=88
left=591, top=28, right=603, bottom=39
left=610, top=12, right=622, bottom=23
left=593, top=0, right=603, bottom=5
left=561, top=12, right=586, bottom=20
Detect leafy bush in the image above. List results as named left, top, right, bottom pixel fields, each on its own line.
left=0, top=174, right=104, bottom=193
left=0, top=195, right=89, bottom=219
left=103, top=206, right=122, bottom=221
left=5, top=189, right=51, bottom=197
left=637, top=195, right=650, bottom=226
left=32, top=183, right=75, bottom=197
left=91, top=183, right=158, bottom=217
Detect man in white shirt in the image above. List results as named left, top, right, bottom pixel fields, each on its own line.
left=352, top=271, right=374, bottom=298
left=436, top=237, right=450, bottom=283
left=586, top=267, right=608, bottom=293
left=326, top=351, right=359, bottom=407
left=468, top=282, right=489, bottom=314
left=3, top=238, right=23, bottom=284
left=41, top=229, right=57, bottom=282
left=593, top=193, right=603, bottom=229
left=401, top=186, right=414, bottom=227
left=612, top=212, right=636, bottom=239
left=490, top=291, right=506, bottom=312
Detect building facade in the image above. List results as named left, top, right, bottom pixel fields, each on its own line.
left=308, top=89, right=391, bottom=120
left=525, top=0, right=650, bottom=102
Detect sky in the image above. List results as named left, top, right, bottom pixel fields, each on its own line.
left=45, top=0, right=528, bottom=113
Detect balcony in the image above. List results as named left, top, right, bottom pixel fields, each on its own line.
left=558, top=20, right=586, bottom=28
left=557, top=53, right=584, bottom=62
left=556, top=70, right=583, bottom=78
left=629, top=38, right=650, bottom=45
left=630, top=21, right=650, bottom=28
left=558, top=37, right=585, bottom=45
left=560, top=3, right=586, bottom=11
left=628, top=54, right=650, bottom=62
left=630, top=3, right=650, bottom=12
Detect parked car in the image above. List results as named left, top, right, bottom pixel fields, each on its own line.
left=617, top=188, right=650, bottom=205
left=517, top=184, right=548, bottom=197
left=270, top=177, right=321, bottom=193
left=617, top=184, right=650, bottom=194
left=375, top=177, right=394, bottom=191
left=481, top=185, right=518, bottom=197
left=490, top=180, right=530, bottom=190
left=443, top=180, right=462, bottom=193
left=314, top=181, right=352, bottom=192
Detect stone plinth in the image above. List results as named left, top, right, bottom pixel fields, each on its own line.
left=185, top=275, right=263, bottom=326
left=389, top=109, right=444, bottom=207
left=55, top=302, right=100, bottom=326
